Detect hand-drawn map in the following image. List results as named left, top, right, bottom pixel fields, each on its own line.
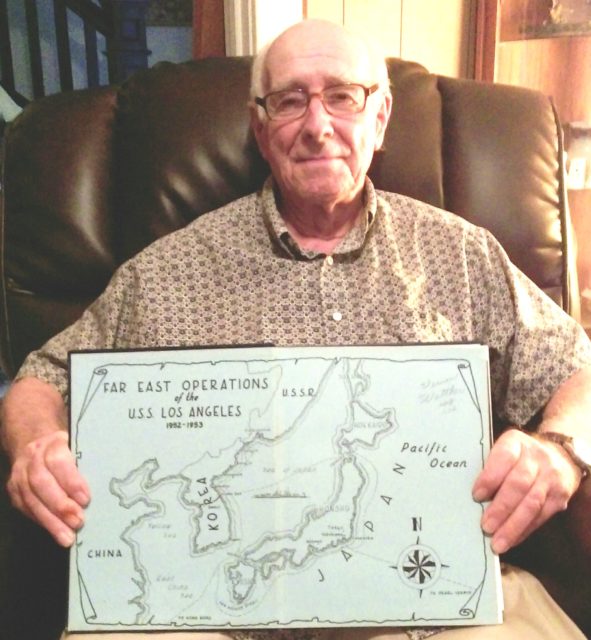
left=68, top=344, right=503, bottom=632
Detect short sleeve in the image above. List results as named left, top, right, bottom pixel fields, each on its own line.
left=15, top=261, right=138, bottom=399
left=467, top=227, right=591, bottom=426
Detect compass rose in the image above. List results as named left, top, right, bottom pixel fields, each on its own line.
left=393, top=542, right=444, bottom=593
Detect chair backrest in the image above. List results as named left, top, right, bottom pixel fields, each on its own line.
left=1, top=56, right=589, bottom=638
left=0, top=56, right=578, bottom=377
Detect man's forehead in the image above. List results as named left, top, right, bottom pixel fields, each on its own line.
left=266, top=68, right=356, bottom=91
left=264, top=39, right=372, bottom=92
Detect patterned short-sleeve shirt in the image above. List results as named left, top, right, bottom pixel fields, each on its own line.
left=16, top=178, right=591, bottom=639
left=19, top=177, right=591, bottom=427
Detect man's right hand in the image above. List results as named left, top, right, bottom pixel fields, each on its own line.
left=1, top=377, right=90, bottom=547
left=6, top=430, right=89, bottom=546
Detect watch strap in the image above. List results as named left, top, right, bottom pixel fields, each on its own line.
left=531, top=431, right=591, bottom=479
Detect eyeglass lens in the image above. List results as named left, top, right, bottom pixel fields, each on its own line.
left=267, top=85, right=368, bottom=120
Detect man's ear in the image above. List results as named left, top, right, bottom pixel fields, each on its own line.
left=250, top=107, right=269, bottom=161
left=374, top=92, right=393, bottom=151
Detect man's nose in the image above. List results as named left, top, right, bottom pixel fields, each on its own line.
left=301, top=95, right=334, bottom=140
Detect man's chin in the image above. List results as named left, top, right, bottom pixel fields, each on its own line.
left=291, top=178, right=358, bottom=206
left=297, top=189, right=350, bottom=208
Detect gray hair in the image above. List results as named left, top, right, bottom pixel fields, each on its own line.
left=249, top=22, right=392, bottom=119
left=250, top=39, right=272, bottom=103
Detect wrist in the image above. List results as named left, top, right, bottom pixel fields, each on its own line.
left=530, top=431, right=591, bottom=481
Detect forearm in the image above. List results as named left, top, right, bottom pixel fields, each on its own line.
left=534, top=365, right=591, bottom=561
left=538, top=365, right=591, bottom=439
left=542, top=364, right=591, bottom=552
left=0, top=376, right=67, bottom=462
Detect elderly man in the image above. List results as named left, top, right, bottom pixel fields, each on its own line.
left=2, top=18, right=591, bottom=640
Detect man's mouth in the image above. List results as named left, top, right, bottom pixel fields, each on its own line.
left=296, top=156, right=342, bottom=163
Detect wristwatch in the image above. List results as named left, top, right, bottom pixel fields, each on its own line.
left=533, top=431, right=591, bottom=480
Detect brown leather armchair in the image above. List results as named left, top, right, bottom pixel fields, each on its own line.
left=0, top=57, right=589, bottom=639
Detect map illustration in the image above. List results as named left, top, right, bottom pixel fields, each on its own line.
left=68, top=344, right=503, bottom=632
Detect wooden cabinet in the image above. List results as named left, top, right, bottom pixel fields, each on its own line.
left=477, top=0, right=591, bottom=332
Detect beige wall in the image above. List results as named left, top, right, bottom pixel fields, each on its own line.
left=341, top=0, right=403, bottom=60
left=399, top=1, right=475, bottom=78
left=307, top=0, right=475, bottom=78
left=226, top=0, right=475, bottom=79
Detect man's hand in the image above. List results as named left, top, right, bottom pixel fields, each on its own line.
left=472, top=428, right=582, bottom=555
left=6, top=430, right=89, bottom=546
left=1, top=376, right=90, bottom=547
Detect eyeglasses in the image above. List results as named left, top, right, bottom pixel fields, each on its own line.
left=255, top=83, right=380, bottom=121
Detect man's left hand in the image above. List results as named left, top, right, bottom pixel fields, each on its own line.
left=472, top=428, right=583, bottom=554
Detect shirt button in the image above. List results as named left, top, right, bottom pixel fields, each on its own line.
left=332, top=311, right=342, bottom=322
left=325, top=255, right=334, bottom=266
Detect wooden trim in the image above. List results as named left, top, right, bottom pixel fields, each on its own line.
left=193, top=0, right=226, bottom=58
left=474, top=0, right=498, bottom=82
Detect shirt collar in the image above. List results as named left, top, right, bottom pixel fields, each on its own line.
left=261, top=176, right=378, bottom=260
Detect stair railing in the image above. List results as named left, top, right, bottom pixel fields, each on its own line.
left=0, top=0, right=150, bottom=105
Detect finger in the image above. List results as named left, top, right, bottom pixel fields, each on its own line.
left=503, top=514, right=546, bottom=551
left=489, top=471, right=572, bottom=554
left=7, top=466, right=77, bottom=547
left=15, top=433, right=86, bottom=532
left=6, top=471, right=27, bottom=514
left=508, top=487, right=569, bottom=549
left=26, top=432, right=88, bottom=519
left=20, top=484, right=77, bottom=547
left=27, top=455, right=85, bottom=530
left=480, top=451, right=539, bottom=536
left=488, top=480, right=547, bottom=553
left=44, top=433, right=90, bottom=506
left=473, top=431, right=523, bottom=502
